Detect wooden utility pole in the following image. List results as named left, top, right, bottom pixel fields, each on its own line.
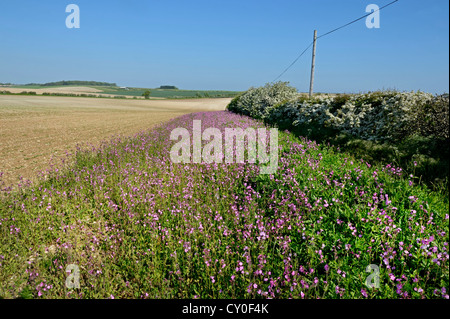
left=309, top=30, right=317, bottom=98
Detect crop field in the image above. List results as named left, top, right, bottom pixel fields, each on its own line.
left=96, top=87, right=241, bottom=99
left=0, top=95, right=231, bottom=187
left=2, top=85, right=241, bottom=99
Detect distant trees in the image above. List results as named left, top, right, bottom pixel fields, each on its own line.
left=159, top=85, right=178, bottom=90
left=142, top=90, right=151, bottom=99
left=21, top=81, right=117, bottom=87
left=42, top=81, right=117, bottom=87
left=3, top=81, right=118, bottom=87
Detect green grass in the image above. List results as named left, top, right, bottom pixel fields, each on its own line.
left=7, top=85, right=44, bottom=89
left=96, top=87, right=241, bottom=99
left=271, top=121, right=449, bottom=194
left=0, top=111, right=447, bottom=299
left=4, top=85, right=241, bottom=99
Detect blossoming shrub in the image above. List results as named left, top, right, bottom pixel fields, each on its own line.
left=228, top=85, right=449, bottom=189
left=226, top=82, right=299, bottom=119
left=267, top=91, right=448, bottom=143
left=229, top=85, right=449, bottom=143
left=409, top=93, right=449, bottom=140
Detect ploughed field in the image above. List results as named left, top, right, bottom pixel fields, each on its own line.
left=0, top=95, right=231, bottom=187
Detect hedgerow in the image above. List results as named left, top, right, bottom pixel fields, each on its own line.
left=227, top=83, right=449, bottom=190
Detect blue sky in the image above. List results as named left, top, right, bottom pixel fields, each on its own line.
left=0, top=0, right=448, bottom=93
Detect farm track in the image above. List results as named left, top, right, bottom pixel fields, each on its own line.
left=0, top=95, right=231, bottom=187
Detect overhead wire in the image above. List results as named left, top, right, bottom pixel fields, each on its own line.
left=272, top=0, right=399, bottom=82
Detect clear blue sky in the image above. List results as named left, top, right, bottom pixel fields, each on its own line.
left=0, top=0, right=448, bottom=93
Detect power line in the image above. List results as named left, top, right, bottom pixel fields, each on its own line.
left=272, top=0, right=399, bottom=82
left=273, top=42, right=314, bottom=82
left=317, top=0, right=399, bottom=40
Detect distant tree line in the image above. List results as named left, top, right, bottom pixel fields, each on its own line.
left=159, top=85, right=178, bottom=90
left=23, top=81, right=117, bottom=87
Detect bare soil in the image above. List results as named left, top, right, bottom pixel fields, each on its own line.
left=0, top=95, right=231, bottom=187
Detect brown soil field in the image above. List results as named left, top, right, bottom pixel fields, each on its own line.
left=4, top=86, right=104, bottom=94
left=0, top=95, right=231, bottom=187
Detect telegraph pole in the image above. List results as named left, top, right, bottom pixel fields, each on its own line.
left=309, top=30, right=317, bottom=98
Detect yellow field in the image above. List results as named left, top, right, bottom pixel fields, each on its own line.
left=1, top=86, right=156, bottom=99
left=3, top=86, right=104, bottom=94
left=0, top=95, right=231, bottom=187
